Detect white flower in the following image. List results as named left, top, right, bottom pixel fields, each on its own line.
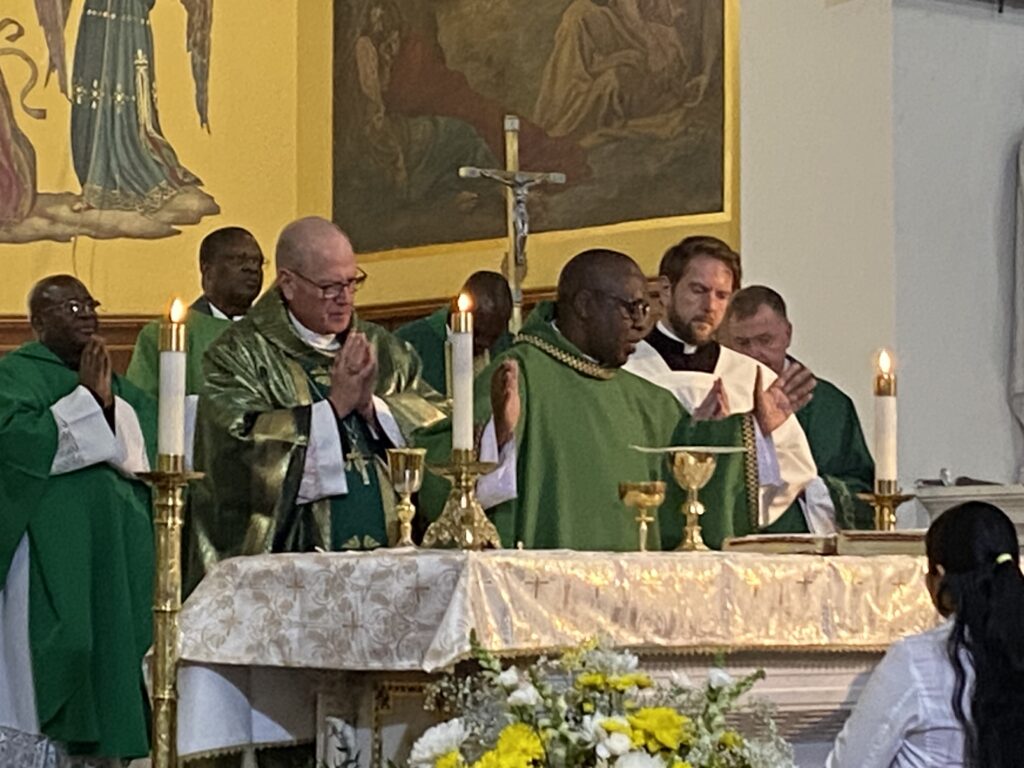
left=507, top=682, right=542, bottom=708
left=409, top=719, right=466, bottom=767
left=615, top=751, right=666, bottom=768
left=707, top=667, right=734, bottom=690
left=600, top=732, right=633, bottom=759
left=668, top=670, right=693, bottom=689
left=586, top=649, right=639, bottom=675
left=497, top=666, right=520, bottom=689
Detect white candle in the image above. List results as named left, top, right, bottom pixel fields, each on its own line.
left=874, top=348, right=897, bottom=489
left=158, top=299, right=187, bottom=457
left=452, top=293, right=474, bottom=452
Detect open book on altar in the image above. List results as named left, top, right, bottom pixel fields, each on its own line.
left=723, top=530, right=927, bottom=556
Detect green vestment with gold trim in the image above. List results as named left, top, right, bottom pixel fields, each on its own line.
left=416, top=302, right=757, bottom=550
left=186, top=287, right=446, bottom=594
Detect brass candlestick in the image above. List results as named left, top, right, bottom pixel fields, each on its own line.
left=423, top=448, right=502, bottom=550
left=619, top=481, right=666, bottom=552
left=858, top=479, right=915, bottom=532
left=668, top=450, right=718, bottom=551
left=386, top=448, right=426, bottom=547
left=138, top=454, right=202, bottom=768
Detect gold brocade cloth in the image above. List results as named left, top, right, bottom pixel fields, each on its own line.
left=179, top=550, right=937, bottom=671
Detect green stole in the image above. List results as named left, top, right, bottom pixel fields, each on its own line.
left=299, top=356, right=389, bottom=550
left=0, top=342, right=157, bottom=759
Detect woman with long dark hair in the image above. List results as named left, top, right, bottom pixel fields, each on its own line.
left=827, top=501, right=1024, bottom=767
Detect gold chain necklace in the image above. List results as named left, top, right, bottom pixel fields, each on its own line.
left=516, top=333, right=615, bottom=380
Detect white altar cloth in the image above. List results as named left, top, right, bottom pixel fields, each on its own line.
left=176, top=549, right=939, bottom=762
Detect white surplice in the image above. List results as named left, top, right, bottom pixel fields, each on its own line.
left=624, top=323, right=823, bottom=529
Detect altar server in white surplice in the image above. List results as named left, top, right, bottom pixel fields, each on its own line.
left=623, top=235, right=823, bottom=530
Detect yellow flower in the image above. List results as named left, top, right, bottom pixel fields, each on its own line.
left=670, top=761, right=693, bottom=768
left=609, top=673, right=653, bottom=691
left=495, top=723, right=545, bottom=766
left=436, top=750, right=463, bottom=768
left=718, top=730, right=744, bottom=750
left=627, top=707, right=692, bottom=752
left=576, top=672, right=608, bottom=689
left=472, top=749, right=501, bottom=768
left=581, top=701, right=595, bottom=714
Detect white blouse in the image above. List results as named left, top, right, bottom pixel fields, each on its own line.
left=827, top=619, right=969, bottom=768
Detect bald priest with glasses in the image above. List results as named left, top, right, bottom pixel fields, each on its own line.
left=185, top=216, right=452, bottom=593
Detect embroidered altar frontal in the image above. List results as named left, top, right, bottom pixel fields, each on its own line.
left=179, top=549, right=937, bottom=671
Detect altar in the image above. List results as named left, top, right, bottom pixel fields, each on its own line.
left=174, top=549, right=938, bottom=767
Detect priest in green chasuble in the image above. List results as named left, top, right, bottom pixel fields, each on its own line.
left=623, top=236, right=823, bottom=532
left=187, top=217, right=448, bottom=594
left=418, top=249, right=785, bottom=550
left=0, top=276, right=157, bottom=762
left=127, top=226, right=266, bottom=398
left=723, top=285, right=875, bottom=530
left=396, top=270, right=514, bottom=394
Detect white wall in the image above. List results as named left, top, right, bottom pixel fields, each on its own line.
left=740, top=0, right=896, bottom=456
left=893, top=0, right=1024, bottom=485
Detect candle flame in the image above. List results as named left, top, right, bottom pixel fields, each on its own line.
left=457, top=293, right=472, bottom=312
left=877, top=348, right=893, bottom=375
left=169, top=298, right=187, bottom=323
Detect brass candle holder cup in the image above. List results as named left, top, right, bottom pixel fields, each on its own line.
left=386, top=448, right=427, bottom=547
left=422, top=448, right=502, bottom=550
left=857, top=479, right=916, bottom=532
left=619, top=481, right=666, bottom=552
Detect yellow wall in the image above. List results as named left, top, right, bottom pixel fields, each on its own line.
left=0, top=0, right=737, bottom=314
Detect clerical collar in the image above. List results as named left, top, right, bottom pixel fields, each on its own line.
left=208, top=302, right=244, bottom=322
left=645, top=323, right=721, bottom=374
left=288, top=310, right=341, bottom=352
left=655, top=321, right=698, bottom=354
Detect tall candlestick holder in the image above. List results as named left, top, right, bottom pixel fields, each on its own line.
left=423, top=448, right=502, bottom=550
left=858, top=479, right=915, bottom=532
left=138, top=454, right=202, bottom=768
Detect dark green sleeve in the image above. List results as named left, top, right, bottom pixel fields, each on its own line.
left=124, top=321, right=160, bottom=398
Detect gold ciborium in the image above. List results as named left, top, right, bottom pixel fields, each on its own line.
left=619, top=481, right=666, bottom=552
left=668, top=450, right=719, bottom=552
left=386, top=448, right=427, bottom=547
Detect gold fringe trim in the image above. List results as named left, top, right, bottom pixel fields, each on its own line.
left=516, top=334, right=615, bottom=380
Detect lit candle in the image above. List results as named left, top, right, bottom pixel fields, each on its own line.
left=874, top=348, right=897, bottom=492
left=452, top=293, right=474, bottom=452
left=158, top=299, right=187, bottom=457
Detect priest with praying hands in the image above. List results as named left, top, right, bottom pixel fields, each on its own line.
left=0, top=276, right=157, bottom=764
left=418, top=248, right=789, bottom=550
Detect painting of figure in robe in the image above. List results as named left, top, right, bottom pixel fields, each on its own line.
left=0, top=0, right=219, bottom=243
left=333, top=0, right=727, bottom=254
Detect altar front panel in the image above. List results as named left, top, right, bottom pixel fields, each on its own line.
left=175, top=550, right=938, bottom=764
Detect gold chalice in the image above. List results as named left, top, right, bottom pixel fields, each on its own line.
left=386, top=448, right=427, bottom=548
left=619, top=481, right=666, bottom=552
left=668, top=450, right=719, bottom=552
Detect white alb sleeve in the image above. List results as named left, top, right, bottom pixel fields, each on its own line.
left=297, top=401, right=348, bottom=504
left=111, top=396, right=151, bottom=475
left=49, top=386, right=119, bottom=475
left=476, top=419, right=518, bottom=509
left=798, top=476, right=838, bottom=534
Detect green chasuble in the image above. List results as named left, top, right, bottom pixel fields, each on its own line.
left=0, top=342, right=157, bottom=759
left=186, top=287, right=447, bottom=593
left=395, top=307, right=512, bottom=394
left=416, top=302, right=758, bottom=550
left=126, top=304, right=231, bottom=397
left=766, top=375, right=876, bottom=532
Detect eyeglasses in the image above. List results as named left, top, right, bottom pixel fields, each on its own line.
left=593, top=290, right=651, bottom=323
left=287, top=267, right=368, bottom=300
left=223, top=254, right=267, bottom=269
left=42, top=298, right=102, bottom=316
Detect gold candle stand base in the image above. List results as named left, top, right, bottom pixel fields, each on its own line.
left=423, top=448, right=502, bottom=550
left=857, top=481, right=915, bottom=532
left=137, top=453, right=203, bottom=768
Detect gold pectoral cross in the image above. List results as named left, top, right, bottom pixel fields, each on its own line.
left=346, top=452, right=371, bottom=485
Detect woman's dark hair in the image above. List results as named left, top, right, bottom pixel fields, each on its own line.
left=926, top=501, right=1024, bottom=767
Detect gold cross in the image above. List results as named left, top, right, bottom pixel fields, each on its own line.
left=346, top=452, right=371, bottom=485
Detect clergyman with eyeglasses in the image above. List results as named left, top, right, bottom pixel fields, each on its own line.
left=184, top=216, right=452, bottom=595
left=126, top=226, right=266, bottom=399
left=0, top=275, right=158, bottom=761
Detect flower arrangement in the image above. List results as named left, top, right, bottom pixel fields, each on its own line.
left=409, top=640, right=793, bottom=768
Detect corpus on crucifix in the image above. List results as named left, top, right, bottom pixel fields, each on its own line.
left=459, top=114, right=566, bottom=332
